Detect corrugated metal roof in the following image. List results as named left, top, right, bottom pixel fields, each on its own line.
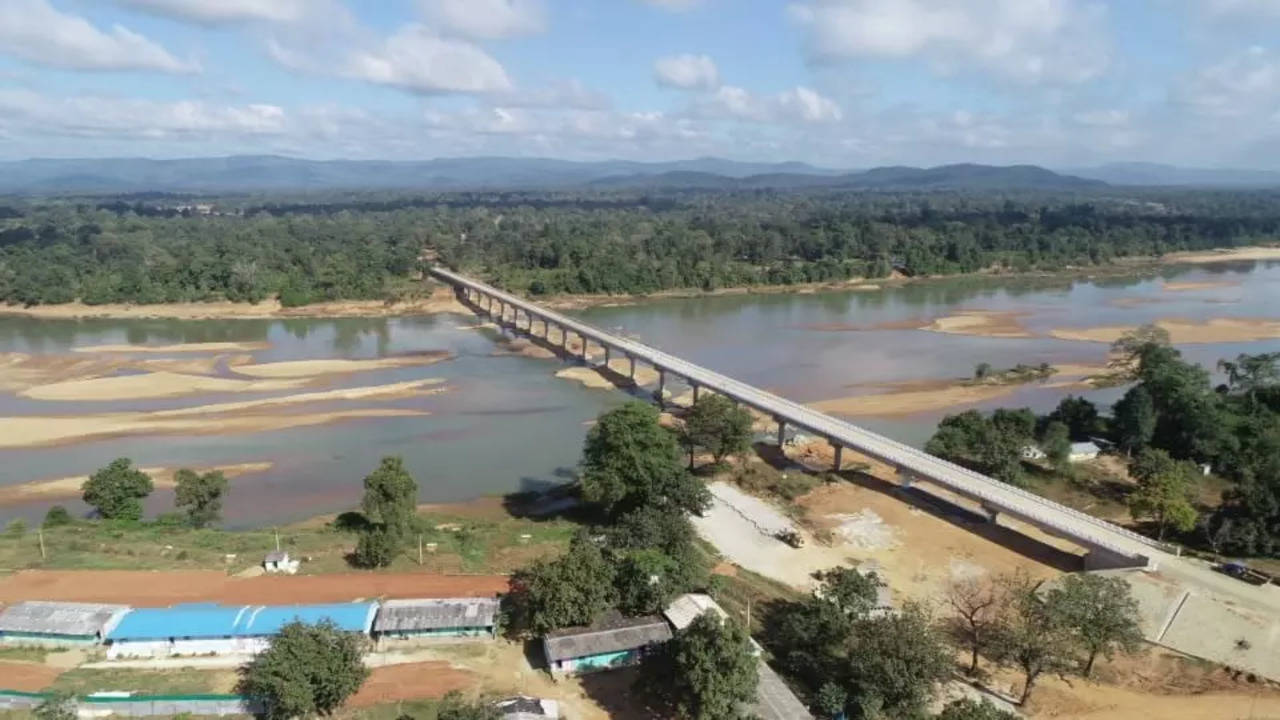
left=752, top=659, right=813, bottom=720
left=0, top=601, right=129, bottom=637
left=663, top=593, right=729, bottom=631
left=543, top=613, right=672, bottom=663
left=107, top=602, right=377, bottom=641
left=373, top=597, right=499, bottom=632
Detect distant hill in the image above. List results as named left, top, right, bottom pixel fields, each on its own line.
left=590, top=163, right=1105, bottom=191
left=1067, top=162, right=1280, bottom=187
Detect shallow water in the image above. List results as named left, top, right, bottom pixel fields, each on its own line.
left=1, top=261, right=1276, bottom=527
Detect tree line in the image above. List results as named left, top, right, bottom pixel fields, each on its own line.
left=927, top=325, right=1280, bottom=556
left=5, top=188, right=1280, bottom=306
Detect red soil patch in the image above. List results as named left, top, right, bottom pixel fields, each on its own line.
left=0, top=570, right=509, bottom=607
left=0, top=662, right=63, bottom=692
left=348, top=662, right=473, bottom=707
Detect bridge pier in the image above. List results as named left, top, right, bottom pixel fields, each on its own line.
left=899, top=471, right=915, bottom=489
left=656, top=369, right=666, bottom=408
left=603, top=345, right=611, bottom=368
left=980, top=504, right=1000, bottom=524
left=776, top=418, right=786, bottom=446
left=832, top=443, right=843, bottom=471
left=692, top=383, right=700, bottom=404
left=628, top=355, right=636, bottom=380
left=580, top=337, right=589, bottom=362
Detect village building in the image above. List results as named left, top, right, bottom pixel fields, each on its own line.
left=371, top=597, right=499, bottom=645
left=542, top=612, right=672, bottom=677
left=494, top=695, right=560, bottom=719
left=105, top=602, right=377, bottom=658
left=1069, top=441, right=1102, bottom=462
left=0, top=601, right=129, bottom=646
left=262, top=551, right=299, bottom=574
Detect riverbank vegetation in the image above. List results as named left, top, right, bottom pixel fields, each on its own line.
left=4, top=189, right=1280, bottom=307
left=927, top=325, right=1280, bottom=558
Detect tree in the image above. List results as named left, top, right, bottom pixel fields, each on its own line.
left=352, top=525, right=399, bottom=568
left=174, top=468, right=228, bottom=528
left=1128, top=448, right=1200, bottom=540
left=637, top=612, right=758, bottom=720
left=926, top=410, right=1027, bottom=486
left=1218, top=352, right=1280, bottom=411
left=580, top=401, right=709, bottom=516
left=1112, top=385, right=1157, bottom=455
left=34, top=691, right=77, bottom=720
left=682, top=395, right=754, bottom=467
left=990, top=573, right=1078, bottom=705
left=935, top=698, right=1019, bottom=720
left=81, top=458, right=154, bottom=521
left=816, top=683, right=849, bottom=720
left=946, top=577, right=1000, bottom=675
left=1111, top=324, right=1171, bottom=377
left=1047, top=573, right=1143, bottom=677
left=1039, top=421, right=1071, bottom=470
left=437, top=691, right=501, bottom=720
left=811, top=566, right=883, bottom=618
left=615, top=548, right=685, bottom=616
left=510, top=533, right=617, bottom=634
left=42, top=505, right=72, bottom=528
left=843, top=601, right=952, bottom=719
left=973, top=363, right=993, bottom=381
left=360, top=457, right=418, bottom=538
left=1046, top=396, right=1102, bottom=441
left=238, top=620, right=369, bottom=720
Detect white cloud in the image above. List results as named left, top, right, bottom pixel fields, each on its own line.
left=344, top=24, right=512, bottom=94
left=418, top=0, right=546, bottom=39
left=1205, top=0, right=1280, bottom=19
left=0, top=0, right=193, bottom=73
left=1073, top=109, right=1130, bottom=127
left=116, top=0, right=311, bottom=24
left=0, top=90, right=285, bottom=139
left=695, top=85, right=843, bottom=124
left=654, top=54, right=719, bottom=90
left=491, top=80, right=612, bottom=110
left=788, top=0, right=1109, bottom=84
left=1174, top=46, right=1280, bottom=118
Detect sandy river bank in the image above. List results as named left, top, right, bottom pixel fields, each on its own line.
left=1051, top=317, right=1280, bottom=344
left=0, top=462, right=275, bottom=506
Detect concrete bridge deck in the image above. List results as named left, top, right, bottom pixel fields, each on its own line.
left=431, top=267, right=1161, bottom=569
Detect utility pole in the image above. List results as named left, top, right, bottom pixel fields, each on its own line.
left=37, top=528, right=45, bottom=560
left=274, top=528, right=280, bottom=552
left=418, top=535, right=424, bottom=566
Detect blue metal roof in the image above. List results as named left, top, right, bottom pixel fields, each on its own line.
left=107, top=602, right=377, bottom=641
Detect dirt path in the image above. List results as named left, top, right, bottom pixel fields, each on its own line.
left=0, top=570, right=508, bottom=606
left=347, top=661, right=474, bottom=707
left=0, top=662, right=64, bottom=691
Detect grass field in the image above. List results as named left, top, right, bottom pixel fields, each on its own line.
left=48, top=667, right=237, bottom=695
left=0, top=508, right=575, bottom=576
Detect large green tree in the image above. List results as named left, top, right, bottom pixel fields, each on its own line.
left=510, top=533, right=618, bottom=634
left=926, top=410, right=1029, bottom=486
left=842, top=602, right=953, bottom=719
left=174, top=468, right=228, bottom=528
left=990, top=574, right=1079, bottom=706
left=580, top=401, right=709, bottom=516
left=935, top=698, right=1019, bottom=720
left=360, top=456, right=418, bottom=538
left=1112, top=385, right=1157, bottom=456
left=238, top=620, right=369, bottom=720
left=1128, top=448, right=1200, bottom=540
left=1046, top=573, right=1143, bottom=677
left=638, top=612, right=759, bottom=720
left=682, top=395, right=754, bottom=467
left=81, top=458, right=154, bottom=521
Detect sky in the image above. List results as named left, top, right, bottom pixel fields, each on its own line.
left=2, top=0, right=1280, bottom=168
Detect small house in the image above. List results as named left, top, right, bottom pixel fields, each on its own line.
left=105, top=602, right=378, bottom=658
left=263, top=551, right=299, bottom=574
left=1069, top=441, right=1101, bottom=462
left=0, top=601, right=129, bottom=646
left=1020, top=445, right=1046, bottom=461
left=542, top=612, right=672, bottom=677
left=372, top=597, right=499, bottom=644
left=494, top=696, right=560, bottom=719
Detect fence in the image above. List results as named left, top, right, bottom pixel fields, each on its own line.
left=0, top=690, right=255, bottom=718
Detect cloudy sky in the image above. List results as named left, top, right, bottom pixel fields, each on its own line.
left=3, top=0, right=1280, bottom=168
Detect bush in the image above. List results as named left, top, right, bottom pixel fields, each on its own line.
left=733, top=464, right=818, bottom=501
left=42, top=506, right=72, bottom=527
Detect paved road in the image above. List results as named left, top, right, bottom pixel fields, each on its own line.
left=432, top=268, right=1158, bottom=565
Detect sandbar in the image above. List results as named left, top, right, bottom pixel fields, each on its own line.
left=1163, top=246, right=1280, bottom=265
left=0, top=379, right=446, bottom=448
left=555, top=361, right=660, bottom=391
left=1162, top=280, right=1241, bottom=292
left=20, top=372, right=312, bottom=402
left=0, top=287, right=469, bottom=320
left=810, top=381, right=1021, bottom=417
left=1050, top=318, right=1280, bottom=344
left=0, top=462, right=275, bottom=506
left=74, top=342, right=270, bottom=354
left=920, top=310, right=1034, bottom=338
left=229, top=353, right=450, bottom=378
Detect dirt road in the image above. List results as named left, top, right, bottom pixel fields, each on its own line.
left=0, top=570, right=508, bottom=606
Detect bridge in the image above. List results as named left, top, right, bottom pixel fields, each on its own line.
left=431, top=267, right=1162, bottom=570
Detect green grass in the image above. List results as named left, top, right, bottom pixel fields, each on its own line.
left=0, top=510, right=576, bottom=576
left=343, top=698, right=441, bottom=720
left=0, top=646, right=62, bottom=663
left=49, top=668, right=232, bottom=696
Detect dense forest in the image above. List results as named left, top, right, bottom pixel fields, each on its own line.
left=2, top=187, right=1280, bottom=306
left=927, top=328, right=1280, bottom=558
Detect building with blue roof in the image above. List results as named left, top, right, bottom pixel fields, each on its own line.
left=106, top=602, right=378, bottom=658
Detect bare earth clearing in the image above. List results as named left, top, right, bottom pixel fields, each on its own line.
left=0, top=661, right=65, bottom=691
left=0, top=570, right=508, bottom=606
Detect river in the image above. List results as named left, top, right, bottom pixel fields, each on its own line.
left=0, top=260, right=1276, bottom=527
